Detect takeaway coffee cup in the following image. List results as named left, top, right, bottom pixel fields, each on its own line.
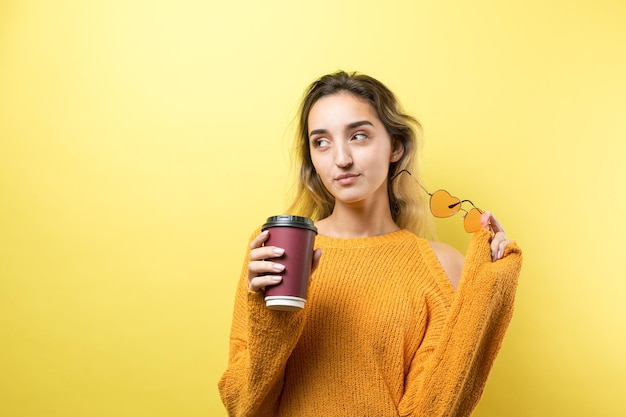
left=262, top=215, right=317, bottom=311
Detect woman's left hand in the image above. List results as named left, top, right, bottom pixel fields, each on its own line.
left=480, top=211, right=514, bottom=262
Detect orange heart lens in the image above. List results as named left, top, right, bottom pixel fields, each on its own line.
left=429, top=190, right=461, bottom=218
left=463, top=208, right=483, bottom=233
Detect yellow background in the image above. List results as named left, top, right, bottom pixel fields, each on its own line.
left=1, top=0, right=625, bottom=416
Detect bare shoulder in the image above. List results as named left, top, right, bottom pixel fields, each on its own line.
left=429, top=241, right=464, bottom=290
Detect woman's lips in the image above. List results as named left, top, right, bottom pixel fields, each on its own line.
left=335, top=173, right=360, bottom=185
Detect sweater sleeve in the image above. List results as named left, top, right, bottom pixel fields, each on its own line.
left=398, top=228, right=523, bottom=417
left=217, top=233, right=307, bottom=417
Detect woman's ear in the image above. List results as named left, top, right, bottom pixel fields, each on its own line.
left=390, top=141, right=405, bottom=163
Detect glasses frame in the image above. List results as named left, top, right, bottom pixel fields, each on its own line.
left=391, top=169, right=484, bottom=233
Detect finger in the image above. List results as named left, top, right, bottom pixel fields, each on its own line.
left=480, top=211, right=494, bottom=232
left=250, top=245, right=285, bottom=262
left=488, top=213, right=506, bottom=235
left=249, top=274, right=282, bottom=292
left=311, top=248, right=322, bottom=274
left=480, top=211, right=506, bottom=235
left=247, top=229, right=286, bottom=291
left=490, top=231, right=507, bottom=262
left=495, top=239, right=514, bottom=261
left=248, top=259, right=285, bottom=278
left=248, top=260, right=285, bottom=292
left=250, top=230, right=270, bottom=250
left=491, top=235, right=515, bottom=262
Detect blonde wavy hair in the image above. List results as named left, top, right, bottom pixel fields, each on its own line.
left=287, top=71, right=435, bottom=239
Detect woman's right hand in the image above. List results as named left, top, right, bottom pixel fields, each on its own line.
left=247, top=230, right=322, bottom=292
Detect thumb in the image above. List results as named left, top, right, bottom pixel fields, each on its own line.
left=311, top=248, right=322, bottom=273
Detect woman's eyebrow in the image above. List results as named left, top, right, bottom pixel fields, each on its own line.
left=347, top=120, right=374, bottom=129
left=309, top=128, right=328, bottom=137
left=309, top=120, right=374, bottom=137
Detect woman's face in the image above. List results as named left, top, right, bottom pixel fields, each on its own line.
left=307, top=92, right=403, bottom=208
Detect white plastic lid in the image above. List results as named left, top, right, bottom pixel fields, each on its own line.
left=265, top=296, right=306, bottom=311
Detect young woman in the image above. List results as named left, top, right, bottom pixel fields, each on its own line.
left=219, top=71, right=523, bottom=417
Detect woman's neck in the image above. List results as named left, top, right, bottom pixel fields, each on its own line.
left=315, top=203, right=400, bottom=239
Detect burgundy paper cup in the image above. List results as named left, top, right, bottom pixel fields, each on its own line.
left=262, top=215, right=317, bottom=311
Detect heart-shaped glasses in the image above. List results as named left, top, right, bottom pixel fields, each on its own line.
left=391, top=169, right=484, bottom=233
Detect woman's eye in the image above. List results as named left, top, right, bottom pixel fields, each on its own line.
left=352, top=133, right=367, bottom=141
left=313, top=138, right=330, bottom=148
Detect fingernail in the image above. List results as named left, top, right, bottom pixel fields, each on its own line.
left=273, top=263, right=285, bottom=272
left=491, top=252, right=496, bottom=262
left=497, top=250, right=503, bottom=260
left=273, top=248, right=285, bottom=256
left=271, top=276, right=282, bottom=282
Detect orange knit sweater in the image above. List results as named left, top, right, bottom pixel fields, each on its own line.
left=219, top=228, right=522, bottom=417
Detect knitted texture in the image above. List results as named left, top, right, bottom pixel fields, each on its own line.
left=219, top=228, right=523, bottom=417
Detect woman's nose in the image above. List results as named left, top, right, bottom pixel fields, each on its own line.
left=334, top=143, right=353, bottom=168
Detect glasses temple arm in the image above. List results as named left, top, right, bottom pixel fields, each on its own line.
left=390, top=169, right=432, bottom=196
left=449, top=200, right=483, bottom=215
left=448, top=199, right=474, bottom=209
